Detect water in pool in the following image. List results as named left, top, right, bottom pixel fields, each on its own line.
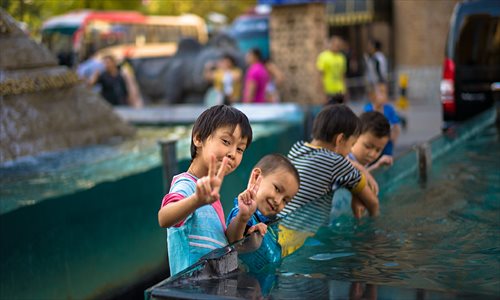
left=148, top=123, right=499, bottom=299
left=278, top=125, right=500, bottom=297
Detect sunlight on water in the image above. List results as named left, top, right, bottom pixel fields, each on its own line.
left=0, top=124, right=283, bottom=215
left=278, top=126, right=500, bottom=296
left=0, top=127, right=187, bottom=214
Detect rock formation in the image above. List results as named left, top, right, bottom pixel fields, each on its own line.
left=0, top=9, right=135, bottom=163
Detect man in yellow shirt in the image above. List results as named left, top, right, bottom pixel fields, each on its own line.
left=316, top=36, right=347, bottom=104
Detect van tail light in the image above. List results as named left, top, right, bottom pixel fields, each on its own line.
left=440, top=57, right=456, bottom=114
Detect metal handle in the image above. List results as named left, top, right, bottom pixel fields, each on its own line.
left=158, top=139, right=178, bottom=194
left=416, top=142, right=431, bottom=183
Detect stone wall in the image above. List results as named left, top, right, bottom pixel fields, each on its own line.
left=393, top=0, right=458, bottom=66
left=270, top=3, right=327, bottom=104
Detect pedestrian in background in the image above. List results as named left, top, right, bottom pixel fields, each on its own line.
left=364, top=39, right=388, bottom=87
left=243, top=48, right=270, bottom=103
left=363, top=84, right=401, bottom=158
left=204, top=54, right=242, bottom=105
left=89, top=55, right=128, bottom=106
left=264, top=58, right=284, bottom=103
left=316, top=36, right=348, bottom=105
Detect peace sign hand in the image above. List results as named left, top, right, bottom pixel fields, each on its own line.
left=195, top=155, right=228, bottom=205
left=237, top=172, right=262, bottom=221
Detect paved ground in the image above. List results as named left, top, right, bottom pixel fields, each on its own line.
left=348, top=99, right=442, bottom=157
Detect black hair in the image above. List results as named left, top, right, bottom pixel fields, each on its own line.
left=371, top=39, right=382, bottom=51
left=312, top=104, right=361, bottom=143
left=254, top=154, right=300, bottom=186
left=249, top=48, right=263, bottom=62
left=191, top=105, right=252, bottom=160
left=102, top=55, right=117, bottom=66
left=359, top=111, right=390, bottom=138
left=221, top=53, right=236, bottom=66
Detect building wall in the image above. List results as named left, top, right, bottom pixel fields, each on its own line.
left=394, top=0, right=458, bottom=66
left=270, top=3, right=327, bottom=104
left=393, top=0, right=458, bottom=104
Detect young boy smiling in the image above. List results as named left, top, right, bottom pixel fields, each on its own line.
left=226, top=154, right=300, bottom=272
left=349, top=111, right=392, bottom=171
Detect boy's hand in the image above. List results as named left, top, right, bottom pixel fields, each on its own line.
left=351, top=196, right=367, bottom=219
left=237, top=173, right=262, bottom=220
left=375, top=155, right=393, bottom=168
left=371, top=155, right=393, bottom=171
left=195, top=155, right=228, bottom=205
left=247, top=222, right=267, bottom=236
left=368, top=155, right=393, bottom=172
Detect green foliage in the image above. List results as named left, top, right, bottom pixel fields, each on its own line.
left=1, top=0, right=256, bottom=37
left=144, top=0, right=256, bottom=21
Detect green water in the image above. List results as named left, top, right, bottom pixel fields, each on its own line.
left=279, top=125, right=500, bottom=297
left=0, top=126, right=190, bottom=215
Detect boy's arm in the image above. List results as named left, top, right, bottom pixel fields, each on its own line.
left=158, top=193, right=200, bottom=228
left=159, top=156, right=228, bottom=228
left=226, top=213, right=252, bottom=243
left=350, top=159, right=379, bottom=196
left=227, top=217, right=268, bottom=244
left=352, top=183, right=380, bottom=217
left=226, top=175, right=263, bottom=243
left=391, top=123, right=401, bottom=144
left=368, top=155, right=393, bottom=172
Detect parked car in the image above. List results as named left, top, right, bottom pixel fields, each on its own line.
left=228, top=13, right=270, bottom=60
left=441, top=0, right=500, bottom=128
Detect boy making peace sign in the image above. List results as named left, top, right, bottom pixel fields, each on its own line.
left=158, top=105, right=264, bottom=276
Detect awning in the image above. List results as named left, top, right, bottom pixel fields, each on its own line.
left=328, top=11, right=374, bottom=26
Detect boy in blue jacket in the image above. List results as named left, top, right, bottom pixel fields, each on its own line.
left=226, top=154, right=300, bottom=273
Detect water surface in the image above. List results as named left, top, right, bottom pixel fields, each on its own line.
left=279, top=125, right=500, bottom=296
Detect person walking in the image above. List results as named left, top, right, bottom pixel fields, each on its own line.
left=204, top=54, right=242, bottom=105
left=89, top=55, right=128, bottom=106
left=316, top=36, right=348, bottom=105
left=243, top=48, right=270, bottom=103
left=364, top=39, right=388, bottom=87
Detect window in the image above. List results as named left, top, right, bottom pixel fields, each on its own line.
left=456, top=15, right=500, bottom=65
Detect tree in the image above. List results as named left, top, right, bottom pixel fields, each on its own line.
left=1, top=0, right=257, bottom=37
left=2, top=0, right=142, bottom=36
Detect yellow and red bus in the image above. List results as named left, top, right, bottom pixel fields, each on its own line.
left=41, top=10, right=207, bottom=66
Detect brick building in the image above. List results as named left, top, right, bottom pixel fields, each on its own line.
left=267, top=0, right=459, bottom=104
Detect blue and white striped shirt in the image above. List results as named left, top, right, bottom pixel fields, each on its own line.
left=279, top=141, right=364, bottom=231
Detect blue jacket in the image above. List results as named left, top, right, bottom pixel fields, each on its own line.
left=227, top=198, right=282, bottom=273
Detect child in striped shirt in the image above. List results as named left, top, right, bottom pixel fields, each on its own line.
left=279, top=104, right=380, bottom=255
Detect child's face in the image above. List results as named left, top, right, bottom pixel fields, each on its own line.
left=194, top=125, right=248, bottom=176
left=351, top=132, right=389, bottom=166
left=218, top=58, right=232, bottom=69
left=335, top=134, right=358, bottom=157
left=371, top=84, right=388, bottom=106
left=254, top=168, right=299, bottom=217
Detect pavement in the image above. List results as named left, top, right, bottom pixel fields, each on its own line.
left=348, top=99, right=442, bottom=157
left=115, top=97, right=444, bottom=158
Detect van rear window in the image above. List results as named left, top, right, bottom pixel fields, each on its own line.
left=456, top=15, right=500, bottom=66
